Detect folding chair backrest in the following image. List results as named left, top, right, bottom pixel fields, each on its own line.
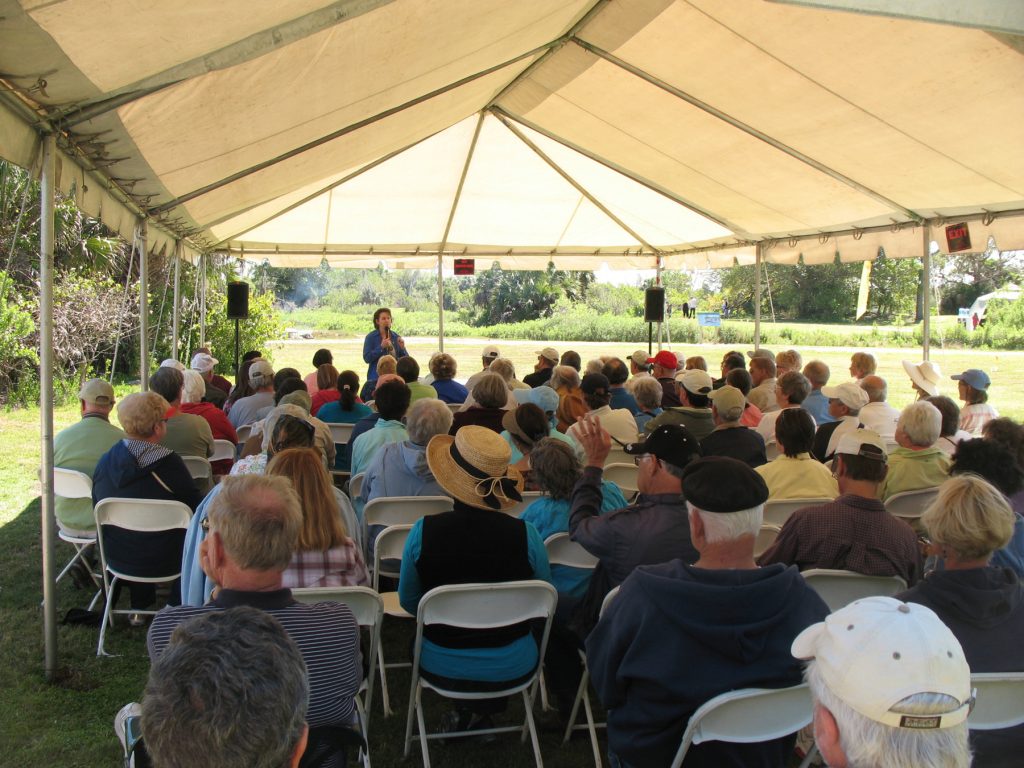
left=349, top=473, right=366, bottom=499
left=418, top=580, right=557, bottom=630
left=763, top=497, right=830, bottom=527
left=94, top=498, right=193, bottom=531
left=292, top=586, right=384, bottom=630
left=446, top=403, right=460, bottom=415
left=364, top=496, right=453, bottom=528
left=181, top=455, right=212, bottom=481
left=210, top=439, right=236, bottom=463
left=603, top=447, right=629, bottom=467
left=670, top=684, right=812, bottom=768
left=328, top=422, right=355, bottom=446
left=235, top=424, right=253, bottom=445
left=802, top=568, right=907, bottom=612
left=603, top=462, right=639, bottom=496
left=545, top=533, right=599, bottom=569
left=755, top=524, right=782, bottom=557
left=969, top=672, right=1024, bottom=731
left=54, top=467, right=93, bottom=499
left=501, top=491, right=543, bottom=517
left=764, top=441, right=780, bottom=462
left=885, top=488, right=939, bottom=521
left=373, top=524, right=413, bottom=587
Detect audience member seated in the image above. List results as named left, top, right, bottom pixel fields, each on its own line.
left=501, top=403, right=551, bottom=484
left=223, top=359, right=255, bottom=415
left=587, top=457, right=828, bottom=768
left=180, top=369, right=237, bottom=474
left=643, top=368, right=715, bottom=440
left=952, top=368, right=998, bottom=435
left=93, top=392, right=203, bottom=615
left=394, top=356, right=435, bottom=405
left=626, top=349, right=652, bottom=390
left=561, top=350, right=582, bottom=372
left=508, top=386, right=579, bottom=460
left=603, top=358, right=639, bottom=415
left=192, top=346, right=232, bottom=396
left=812, top=381, right=868, bottom=462
left=460, top=357, right=520, bottom=412
left=253, top=367, right=303, bottom=423
left=801, top=359, right=834, bottom=426
left=189, top=352, right=227, bottom=408
left=523, top=346, right=558, bottom=388
left=449, top=373, right=508, bottom=435
left=427, top=352, right=468, bottom=404
left=983, top=417, right=1024, bottom=471
left=630, top=375, right=663, bottom=434
left=726, top=367, right=763, bottom=427
left=309, top=364, right=341, bottom=416
left=713, top=349, right=745, bottom=389
left=463, top=344, right=501, bottom=393
left=756, top=408, right=838, bottom=500
left=684, top=355, right=707, bottom=371
left=567, top=373, right=639, bottom=447
left=228, top=359, right=276, bottom=428
left=759, top=429, right=921, bottom=585
left=880, top=401, right=950, bottom=501
left=747, top=351, right=778, bottom=413
left=858, top=375, right=900, bottom=439
left=359, top=353, right=397, bottom=402
left=269, top=448, right=368, bottom=588
left=775, top=348, right=803, bottom=377
left=929, top=395, right=972, bottom=456
left=398, top=426, right=552, bottom=734
left=350, top=379, right=411, bottom=478
left=647, top=350, right=681, bottom=408
left=346, top=374, right=402, bottom=455
left=793, top=597, right=972, bottom=768
left=896, top=474, right=1024, bottom=765
left=151, top=367, right=213, bottom=461
left=755, top=370, right=812, bottom=446
left=151, top=475, right=361, bottom=768
left=54, top=379, right=125, bottom=537
left=903, top=358, right=943, bottom=400
left=584, top=358, right=605, bottom=377
left=545, top=422, right=702, bottom=715
left=848, top=350, right=876, bottom=381
left=552, top=365, right=588, bottom=433
left=700, top=385, right=767, bottom=467
left=240, top=391, right=335, bottom=470
left=181, top=413, right=317, bottom=606
left=303, top=347, right=333, bottom=396
left=522, top=438, right=627, bottom=598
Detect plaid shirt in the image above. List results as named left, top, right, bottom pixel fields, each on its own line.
left=282, top=540, right=369, bottom=588
left=757, top=493, right=922, bottom=586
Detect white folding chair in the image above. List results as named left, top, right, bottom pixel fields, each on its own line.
left=292, top=586, right=385, bottom=767
left=603, top=447, right=630, bottom=468
left=544, top=533, right=599, bottom=570
left=53, top=468, right=103, bottom=609
left=764, top=441, right=781, bottom=462
left=801, top=569, right=907, bottom=612
left=234, top=423, right=252, bottom=446
left=762, top=497, right=830, bottom=527
left=373, top=524, right=415, bottom=717
left=502, top=491, right=543, bottom=517
left=885, top=487, right=940, bottom=522
left=968, top=672, right=1024, bottom=730
left=754, top=523, right=782, bottom=557
left=209, top=439, right=236, bottom=464
left=446, top=403, right=461, bottom=415
left=562, top=585, right=621, bottom=767
left=328, top=422, right=355, bottom=446
left=349, top=472, right=366, bottom=501
left=93, top=498, right=192, bottom=656
left=602, top=462, right=639, bottom=499
left=181, top=455, right=213, bottom=494
left=363, top=496, right=453, bottom=530
left=884, top=440, right=900, bottom=455
left=404, top=580, right=558, bottom=768
left=669, top=684, right=813, bottom=768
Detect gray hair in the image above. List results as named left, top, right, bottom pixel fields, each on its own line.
left=632, top=375, right=664, bottom=411
left=406, top=398, right=454, bottom=445
left=549, top=365, right=580, bottom=391
left=687, top=502, right=762, bottom=543
left=472, top=373, right=508, bottom=409
left=898, top=401, right=942, bottom=448
left=208, top=475, right=302, bottom=572
left=142, top=607, right=308, bottom=768
left=529, top=438, right=581, bottom=500
left=585, top=359, right=604, bottom=376
left=806, top=661, right=970, bottom=768
left=181, top=369, right=206, bottom=404
left=487, top=357, right=516, bottom=383
left=149, top=366, right=184, bottom=404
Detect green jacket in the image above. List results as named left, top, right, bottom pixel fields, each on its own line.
left=644, top=406, right=715, bottom=441
left=881, top=446, right=951, bottom=501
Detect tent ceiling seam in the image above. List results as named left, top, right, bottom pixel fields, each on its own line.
left=570, top=37, right=923, bottom=223
left=437, top=112, right=486, bottom=259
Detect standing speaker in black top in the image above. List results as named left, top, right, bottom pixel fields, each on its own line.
left=226, top=281, right=250, bottom=319
left=644, top=287, right=665, bottom=323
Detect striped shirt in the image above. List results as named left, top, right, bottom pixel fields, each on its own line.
left=148, top=588, right=361, bottom=729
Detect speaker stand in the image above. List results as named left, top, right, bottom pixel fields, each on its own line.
left=234, top=318, right=240, bottom=377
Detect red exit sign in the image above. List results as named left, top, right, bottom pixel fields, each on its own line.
left=454, top=258, right=475, bottom=276
left=945, top=223, right=971, bottom=253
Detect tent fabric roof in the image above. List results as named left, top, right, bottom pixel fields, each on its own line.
left=1, top=0, right=1022, bottom=268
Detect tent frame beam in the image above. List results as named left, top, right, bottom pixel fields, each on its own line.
left=765, top=0, right=1024, bottom=36
left=570, top=37, right=923, bottom=223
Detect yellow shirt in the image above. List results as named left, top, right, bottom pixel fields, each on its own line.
left=756, top=453, right=839, bottom=501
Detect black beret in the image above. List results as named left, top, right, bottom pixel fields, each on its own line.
left=681, top=456, right=769, bottom=513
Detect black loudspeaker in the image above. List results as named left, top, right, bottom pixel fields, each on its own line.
left=226, top=281, right=250, bottom=320
left=644, top=287, right=665, bottom=323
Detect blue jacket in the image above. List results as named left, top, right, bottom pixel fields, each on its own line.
left=362, top=328, right=408, bottom=382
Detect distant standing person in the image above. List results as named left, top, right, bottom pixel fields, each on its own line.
left=362, top=307, right=408, bottom=389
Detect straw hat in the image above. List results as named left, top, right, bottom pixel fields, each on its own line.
left=426, top=426, right=523, bottom=511
left=902, top=360, right=942, bottom=397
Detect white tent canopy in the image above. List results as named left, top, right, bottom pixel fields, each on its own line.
left=2, top=0, right=1023, bottom=269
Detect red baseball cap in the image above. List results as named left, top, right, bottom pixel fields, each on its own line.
left=647, top=350, right=678, bottom=369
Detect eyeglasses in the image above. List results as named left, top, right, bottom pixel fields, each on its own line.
left=634, top=454, right=656, bottom=467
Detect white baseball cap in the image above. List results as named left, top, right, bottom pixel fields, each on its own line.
left=834, top=428, right=887, bottom=460
left=674, top=368, right=713, bottom=395
left=821, top=381, right=869, bottom=410
left=190, top=352, right=218, bottom=373
left=482, top=344, right=500, bottom=359
left=792, top=597, right=972, bottom=729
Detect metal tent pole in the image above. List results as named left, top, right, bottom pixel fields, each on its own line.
left=139, top=219, right=149, bottom=390
left=199, top=253, right=207, bottom=348
left=172, top=241, right=181, bottom=361
left=922, top=224, right=931, bottom=360
left=39, top=134, right=58, bottom=680
left=754, top=243, right=763, bottom=350
left=656, top=254, right=664, bottom=351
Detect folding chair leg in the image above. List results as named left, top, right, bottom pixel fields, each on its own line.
left=355, top=698, right=371, bottom=768
left=96, top=575, right=118, bottom=657
left=563, top=668, right=590, bottom=742
left=377, top=641, right=392, bottom=717
left=539, top=668, right=552, bottom=712
left=798, top=744, right=820, bottom=768
left=521, top=689, right=544, bottom=768
left=403, top=679, right=418, bottom=759
left=581, top=685, right=602, bottom=768
left=416, top=688, right=431, bottom=768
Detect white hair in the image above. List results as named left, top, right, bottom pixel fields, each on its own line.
left=585, top=359, right=604, bottom=376
left=181, top=369, right=206, bottom=404
left=406, top=398, right=453, bottom=444
left=898, top=401, right=942, bottom=447
left=687, top=502, right=762, bottom=543
left=631, top=376, right=663, bottom=410
left=549, top=365, right=580, bottom=391
left=806, top=661, right=970, bottom=768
